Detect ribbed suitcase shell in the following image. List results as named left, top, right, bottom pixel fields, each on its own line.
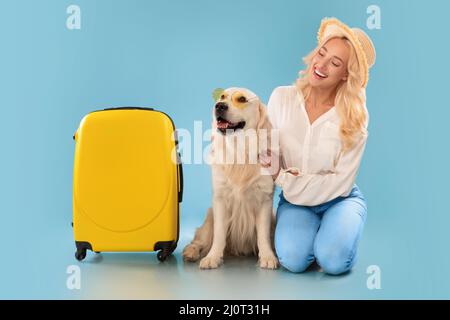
left=72, top=107, right=182, bottom=261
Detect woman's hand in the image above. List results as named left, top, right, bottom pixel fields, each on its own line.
left=260, top=150, right=301, bottom=180
left=259, top=150, right=282, bottom=181
left=259, top=150, right=272, bottom=168
left=286, top=168, right=300, bottom=176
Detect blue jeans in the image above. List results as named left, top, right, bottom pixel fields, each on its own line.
left=274, top=184, right=367, bottom=275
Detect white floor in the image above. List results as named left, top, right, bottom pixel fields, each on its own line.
left=3, top=204, right=445, bottom=299
left=59, top=219, right=385, bottom=300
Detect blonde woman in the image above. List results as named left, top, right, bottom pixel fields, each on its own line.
left=261, top=18, right=376, bottom=275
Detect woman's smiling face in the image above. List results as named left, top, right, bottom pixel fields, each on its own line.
left=309, top=37, right=351, bottom=89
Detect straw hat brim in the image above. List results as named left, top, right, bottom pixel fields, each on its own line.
left=317, top=17, right=374, bottom=88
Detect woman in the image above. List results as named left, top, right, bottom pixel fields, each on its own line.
left=262, top=18, right=376, bottom=275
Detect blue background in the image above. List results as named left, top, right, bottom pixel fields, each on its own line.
left=0, top=0, right=449, bottom=299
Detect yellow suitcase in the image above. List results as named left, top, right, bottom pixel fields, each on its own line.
left=72, top=107, right=182, bottom=262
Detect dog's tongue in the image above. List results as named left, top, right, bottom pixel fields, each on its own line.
left=217, top=120, right=230, bottom=129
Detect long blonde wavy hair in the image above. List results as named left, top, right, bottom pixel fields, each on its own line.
left=296, top=36, right=368, bottom=151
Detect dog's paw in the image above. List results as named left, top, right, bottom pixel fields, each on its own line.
left=182, top=244, right=201, bottom=262
left=199, top=255, right=223, bottom=269
left=258, top=254, right=279, bottom=270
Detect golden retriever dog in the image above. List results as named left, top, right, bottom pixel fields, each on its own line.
left=182, top=87, right=278, bottom=269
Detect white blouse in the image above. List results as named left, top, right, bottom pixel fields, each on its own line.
left=267, top=85, right=368, bottom=206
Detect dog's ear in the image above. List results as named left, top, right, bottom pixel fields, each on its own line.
left=256, top=102, right=274, bottom=159
left=256, top=102, right=272, bottom=131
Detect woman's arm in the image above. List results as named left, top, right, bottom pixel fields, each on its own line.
left=275, top=134, right=368, bottom=206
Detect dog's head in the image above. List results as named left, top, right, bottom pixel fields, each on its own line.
left=212, top=87, right=270, bottom=135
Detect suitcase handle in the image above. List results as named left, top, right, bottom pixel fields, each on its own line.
left=178, top=156, right=183, bottom=203
left=103, top=107, right=154, bottom=111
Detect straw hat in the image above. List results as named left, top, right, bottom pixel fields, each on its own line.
left=317, top=17, right=376, bottom=88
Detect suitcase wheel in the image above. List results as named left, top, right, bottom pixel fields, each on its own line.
left=157, top=249, right=170, bottom=262
left=74, top=241, right=93, bottom=261
left=156, top=247, right=173, bottom=262
left=156, top=241, right=176, bottom=262
left=75, top=249, right=87, bottom=261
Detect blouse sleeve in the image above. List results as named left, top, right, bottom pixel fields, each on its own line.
left=275, top=132, right=368, bottom=205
